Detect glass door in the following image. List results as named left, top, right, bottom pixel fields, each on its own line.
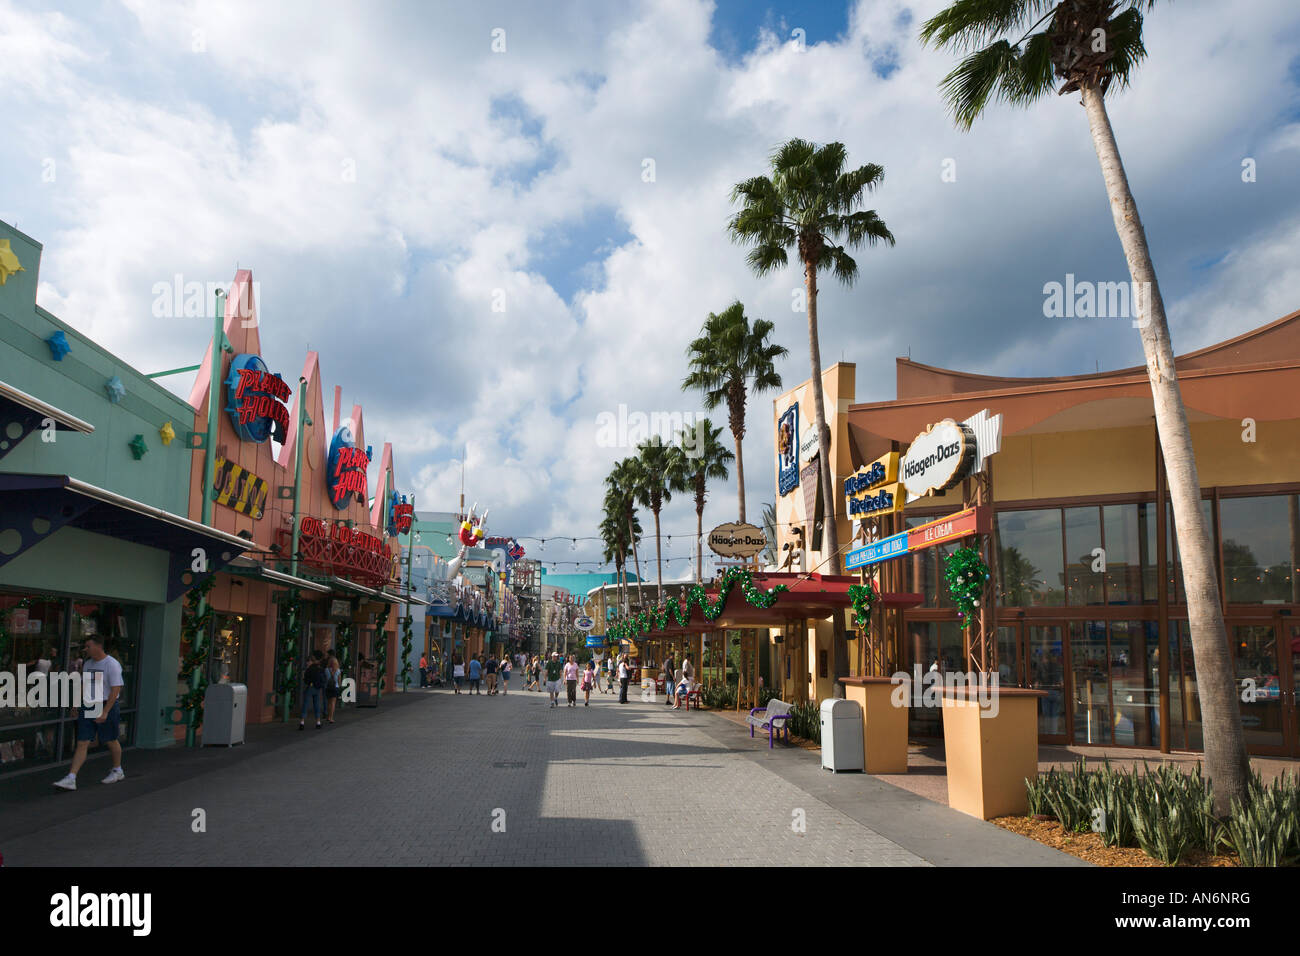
left=1276, top=615, right=1300, bottom=758
left=1233, top=623, right=1287, bottom=755
left=1027, top=624, right=1067, bottom=743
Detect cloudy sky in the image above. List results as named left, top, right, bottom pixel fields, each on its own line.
left=3, top=0, right=1299, bottom=582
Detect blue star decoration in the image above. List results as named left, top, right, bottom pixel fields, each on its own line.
left=46, top=330, right=71, bottom=361
left=104, top=376, right=126, bottom=403
left=128, top=434, right=148, bottom=460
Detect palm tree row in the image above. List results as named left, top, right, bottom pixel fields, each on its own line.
left=597, top=0, right=1248, bottom=813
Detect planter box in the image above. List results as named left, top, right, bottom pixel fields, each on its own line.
left=940, top=686, right=1044, bottom=820
left=839, top=676, right=908, bottom=774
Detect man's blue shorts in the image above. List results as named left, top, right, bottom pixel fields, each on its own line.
left=76, top=701, right=121, bottom=744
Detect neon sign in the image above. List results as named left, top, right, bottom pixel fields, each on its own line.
left=224, top=353, right=290, bottom=443
left=387, top=492, right=414, bottom=536
left=327, top=425, right=371, bottom=510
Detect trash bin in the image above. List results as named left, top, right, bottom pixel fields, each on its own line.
left=203, top=683, right=246, bottom=747
left=820, top=698, right=863, bottom=772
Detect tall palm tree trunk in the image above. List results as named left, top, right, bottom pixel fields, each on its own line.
left=1081, top=83, right=1249, bottom=814
left=733, top=434, right=746, bottom=523
left=695, top=488, right=705, bottom=584
left=653, top=507, right=664, bottom=604
left=627, top=512, right=645, bottom=609
left=803, top=257, right=851, bottom=698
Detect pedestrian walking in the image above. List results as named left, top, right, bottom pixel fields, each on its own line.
left=468, top=654, right=483, bottom=694
left=500, top=654, right=511, bottom=694
left=530, top=656, right=542, bottom=692
left=452, top=657, right=464, bottom=694
left=418, top=653, right=428, bottom=688
left=544, top=652, right=564, bottom=708
left=617, top=654, right=630, bottom=703
left=52, top=635, right=126, bottom=790
left=485, top=655, right=498, bottom=695
left=662, top=654, right=676, bottom=706
left=298, top=650, right=326, bottom=730
left=672, top=653, right=695, bottom=710
left=581, top=659, right=597, bottom=706
left=563, top=654, right=580, bottom=707
left=324, top=653, right=341, bottom=722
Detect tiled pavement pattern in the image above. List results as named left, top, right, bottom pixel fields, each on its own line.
left=0, top=688, right=1080, bottom=866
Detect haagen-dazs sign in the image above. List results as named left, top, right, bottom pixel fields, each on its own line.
left=708, top=522, right=767, bottom=558
left=900, top=419, right=976, bottom=499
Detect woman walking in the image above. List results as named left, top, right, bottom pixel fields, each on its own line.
left=452, top=656, right=464, bottom=694
left=563, top=654, right=580, bottom=708
left=581, top=659, right=597, bottom=706
left=323, top=652, right=342, bottom=723
left=529, top=656, right=542, bottom=692
left=500, top=654, right=512, bottom=694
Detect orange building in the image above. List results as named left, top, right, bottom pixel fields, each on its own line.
left=183, top=270, right=404, bottom=727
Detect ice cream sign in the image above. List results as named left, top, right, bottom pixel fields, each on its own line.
left=327, top=424, right=371, bottom=510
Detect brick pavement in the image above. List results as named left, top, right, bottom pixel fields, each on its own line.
left=0, top=687, right=1080, bottom=866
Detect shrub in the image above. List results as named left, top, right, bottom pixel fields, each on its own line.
left=1221, top=772, right=1300, bottom=867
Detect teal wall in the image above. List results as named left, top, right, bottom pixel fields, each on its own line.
left=0, top=220, right=196, bottom=513
left=0, top=219, right=198, bottom=751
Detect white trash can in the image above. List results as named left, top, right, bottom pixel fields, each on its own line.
left=203, top=683, right=247, bottom=747
left=820, top=698, right=863, bottom=772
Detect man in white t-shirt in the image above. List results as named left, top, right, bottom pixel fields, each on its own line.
left=53, top=636, right=125, bottom=790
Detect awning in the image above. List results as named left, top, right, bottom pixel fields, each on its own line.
left=226, top=556, right=332, bottom=594
left=0, top=473, right=252, bottom=600
left=0, top=381, right=94, bottom=462
left=382, top=588, right=429, bottom=606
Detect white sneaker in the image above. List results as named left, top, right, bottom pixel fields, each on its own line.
left=53, top=773, right=77, bottom=791
left=101, top=767, right=125, bottom=785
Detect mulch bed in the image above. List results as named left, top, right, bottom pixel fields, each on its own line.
left=991, top=815, right=1238, bottom=867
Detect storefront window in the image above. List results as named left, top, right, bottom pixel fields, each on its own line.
left=1103, top=503, right=1156, bottom=605
left=1064, top=507, right=1104, bottom=606
left=0, top=593, right=66, bottom=727
left=997, top=509, right=1064, bottom=607
left=0, top=591, right=140, bottom=773
left=905, top=622, right=941, bottom=738
left=1168, top=621, right=1203, bottom=751
left=1219, top=494, right=1300, bottom=604
left=1028, top=625, right=1065, bottom=737
left=905, top=514, right=940, bottom=607
left=1110, top=621, right=1159, bottom=748
left=71, top=600, right=140, bottom=717
left=1070, top=620, right=1109, bottom=744
left=208, top=614, right=249, bottom=685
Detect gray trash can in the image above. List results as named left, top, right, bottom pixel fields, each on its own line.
left=203, top=683, right=246, bottom=747
left=820, top=698, right=863, bottom=772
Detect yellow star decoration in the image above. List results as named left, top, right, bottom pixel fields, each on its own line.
left=159, top=421, right=176, bottom=446
left=0, top=239, right=24, bottom=286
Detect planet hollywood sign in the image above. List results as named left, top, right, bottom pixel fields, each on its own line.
left=224, top=353, right=291, bottom=443
left=327, top=425, right=371, bottom=510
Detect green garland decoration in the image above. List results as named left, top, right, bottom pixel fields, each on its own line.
left=336, top=620, right=354, bottom=687
left=400, top=612, right=414, bottom=690
left=605, top=568, right=788, bottom=642
left=944, top=546, right=991, bottom=631
left=275, top=592, right=303, bottom=704
left=178, top=576, right=217, bottom=724
left=374, top=602, right=391, bottom=693
left=846, top=582, right=877, bottom=639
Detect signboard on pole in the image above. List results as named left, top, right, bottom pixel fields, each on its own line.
left=708, top=522, right=766, bottom=559
left=844, top=506, right=990, bottom=570
left=575, top=616, right=595, bottom=631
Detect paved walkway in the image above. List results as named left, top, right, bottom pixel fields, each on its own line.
left=0, top=687, right=1082, bottom=866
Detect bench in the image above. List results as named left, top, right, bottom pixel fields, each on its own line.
left=747, top=699, right=794, bottom=748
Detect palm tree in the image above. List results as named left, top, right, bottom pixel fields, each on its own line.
left=682, top=301, right=787, bottom=525
left=730, top=139, right=894, bottom=698
left=634, top=438, right=675, bottom=604
left=921, top=0, right=1249, bottom=816
left=760, top=502, right=778, bottom=568
left=601, top=494, right=641, bottom=613
left=669, top=419, right=734, bottom=583
left=605, top=458, right=646, bottom=610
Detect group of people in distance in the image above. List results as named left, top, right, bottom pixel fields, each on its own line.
left=412, top=649, right=697, bottom=709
